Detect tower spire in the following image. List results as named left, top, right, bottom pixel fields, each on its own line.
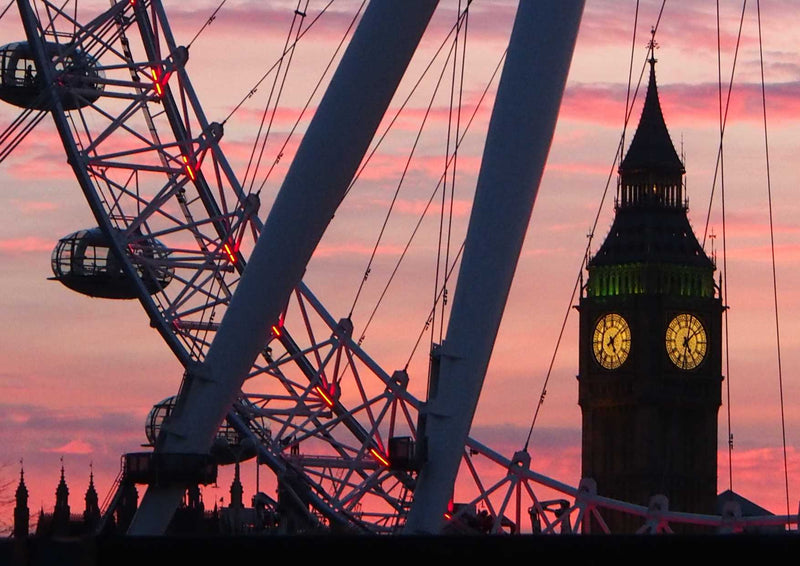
left=53, top=457, right=71, bottom=535
left=579, top=41, right=723, bottom=533
left=647, top=26, right=659, bottom=65
left=14, top=460, right=29, bottom=539
left=619, top=43, right=683, bottom=182
left=230, top=461, right=243, bottom=509
left=84, top=462, right=101, bottom=529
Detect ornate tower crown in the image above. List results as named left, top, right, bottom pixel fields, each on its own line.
left=619, top=54, right=685, bottom=182
left=578, top=41, right=724, bottom=532
left=587, top=55, right=715, bottom=290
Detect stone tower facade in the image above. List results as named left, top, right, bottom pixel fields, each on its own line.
left=577, top=54, right=723, bottom=532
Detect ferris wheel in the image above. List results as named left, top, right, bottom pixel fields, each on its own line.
left=0, top=0, right=791, bottom=536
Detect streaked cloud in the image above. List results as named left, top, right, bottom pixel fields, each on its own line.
left=0, top=236, right=54, bottom=255
left=43, top=440, right=94, bottom=455
left=2, top=0, right=800, bottom=532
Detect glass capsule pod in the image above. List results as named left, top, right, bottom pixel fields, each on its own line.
left=51, top=227, right=173, bottom=299
left=146, top=397, right=261, bottom=465
left=0, top=41, right=104, bottom=110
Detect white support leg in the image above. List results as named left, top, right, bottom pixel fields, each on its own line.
left=404, top=0, right=585, bottom=534
left=129, top=0, right=439, bottom=535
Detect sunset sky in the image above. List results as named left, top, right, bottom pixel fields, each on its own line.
left=2, top=0, right=800, bottom=531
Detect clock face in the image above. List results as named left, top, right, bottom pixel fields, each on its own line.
left=665, top=313, right=707, bottom=370
left=593, top=313, right=631, bottom=369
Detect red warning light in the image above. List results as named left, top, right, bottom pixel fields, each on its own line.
left=181, top=154, right=197, bottom=181
left=150, top=65, right=173, bottom=99
left=315, top=386, right=334, bottom=408
left=150, top=68, right=163, bottom=97
left=270, top=313, right=285, bottom=338
left=370, top=448, right=390, bottom=467
left=271, top=315, right=283, bottom=337
left=222, top=241, right=237, bottom=264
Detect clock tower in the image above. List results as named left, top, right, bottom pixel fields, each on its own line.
left=577, top=53, right=723, bottom=532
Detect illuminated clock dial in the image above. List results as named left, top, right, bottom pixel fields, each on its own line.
left=593, top=313, right=631, bottom=369
left=665, top=313, right=707, bottom=370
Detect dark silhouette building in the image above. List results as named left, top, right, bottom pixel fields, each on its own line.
left=12, top=468, right=28, bottom=540
left=10, top=461, right=136, bottom=539
left=50, top=463, right=71, bottom=537
left=31, top=463, right=101, bottom=539
left=10, top=459, right=281, bottom=540
left=577, top=50, right=723, bottom=532
left=83, top=470, right=101, bottom=532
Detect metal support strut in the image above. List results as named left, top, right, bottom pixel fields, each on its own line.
left=128, top=0, right=440, bottom=535
left=404, top=0, right=585, bottom=534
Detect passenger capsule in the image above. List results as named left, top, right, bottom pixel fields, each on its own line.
left=50, top=227, right=173, bottom=299
left=0, top=41, right=104, bottom=110
left=146, top=396, right=260, bottom=465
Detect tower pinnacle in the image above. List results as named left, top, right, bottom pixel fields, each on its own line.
left=647, top=26, right=659, bottom=65
left=14, top=461, right=29, bottom=538
left=619, top=50, right=683, bottom=179
left=53, top=458, right=71, bottom=535
left=84, top=463, right=101, bottom=528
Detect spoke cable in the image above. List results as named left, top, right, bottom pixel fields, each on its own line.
left=358, top=46, right=506, bottom=351
left=186, top=0, right=227, bottom=49
left=241, top=0, right=308, bottom=193
left=222, top=0, right=342, bottom=127
left=756, top=0, right=791, bottom=527
left=406, top=243, right=465, bottom=370
left=253, top=1, right=365, bottom=192
left=443, top=5, right=469, bottom=341
left=341, top=14, right=467, bottom=206
left=348, top=33, right=458, bottom=324
left=311, top=5, right=478, bottom=390
left=433, top=0, right=469, bottom=347
left=347, top=6, right=471, bottom=318
left=0, top=0, right=14, bottom=21
left=525, top=0, right=666, bottom=449
left=705, top=0, right=748, bottom=495
left=0, top=108, right=47, bottom=163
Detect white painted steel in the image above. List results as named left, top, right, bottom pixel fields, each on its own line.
left=9, top=0, right=796, bottom=537
left=129, top=0, right=440, bottom=535
left=404, top=0, right=586, bottom=534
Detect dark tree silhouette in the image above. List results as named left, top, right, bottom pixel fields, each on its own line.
left=0, top=462, right=15, bottom=536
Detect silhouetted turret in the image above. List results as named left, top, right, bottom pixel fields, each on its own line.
left=83, top=470, right=101, bottom=531
left=13, top=466, right=29, bottom=539
left=52, top=464, right=71, bottom=537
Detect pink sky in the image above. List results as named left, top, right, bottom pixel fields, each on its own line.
left=2, top=0, right=800, bottom=531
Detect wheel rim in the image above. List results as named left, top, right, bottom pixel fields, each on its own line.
left=8, top=0, right=790, bottom=536
left=17, top=0, right=433, bottom=532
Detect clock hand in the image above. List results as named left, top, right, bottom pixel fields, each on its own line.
left=681, top=340, right=691, bottom=368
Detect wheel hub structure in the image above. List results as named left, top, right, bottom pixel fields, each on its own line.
left=4, top=0, right=793, bottom=536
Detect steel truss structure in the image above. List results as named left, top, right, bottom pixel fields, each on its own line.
left=4, top=0, right=796, bottom=535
